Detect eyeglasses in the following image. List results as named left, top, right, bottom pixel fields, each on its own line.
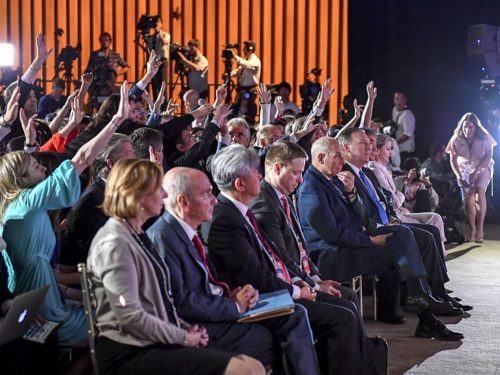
left=131, top=109, right=148, bottom=115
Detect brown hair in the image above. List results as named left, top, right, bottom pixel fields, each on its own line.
left=265, top=141, right=308, bottom=173
left=454, top=112, right=487, bottom=140
left=102, top=159, right=163, bottom=220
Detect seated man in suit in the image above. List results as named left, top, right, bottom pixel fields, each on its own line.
left=203, top=144, right=386, bottom=375
left=340, top=128, right=471, bottom=312
left=147, top=167, right=321, bottom=375
left=250, top=141, right=366, bottom=333
left=298, top=136, right=463, bottom=341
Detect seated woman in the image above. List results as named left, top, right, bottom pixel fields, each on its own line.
left=0, top=81, right=131, bottom=348
left=87, top=159, right=263, bottom=375
left=446, top=112, right=497, bottom=243
left=369, top=134, right=448, bottom=255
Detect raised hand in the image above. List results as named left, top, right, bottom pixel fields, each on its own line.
left=114, top=81, right=130, bottom=121
left=366, top=81, right=377, bottom=100
left=81, top=72, right=93, bottom=87
left=317, top=78, right=334, bottom=107
left=214, top=84, right=228, bottom=107
left=3, top=87, right=21, bottom=125
left=35, top=33, right=53, bottom=63
left=274, top=96, right=284, bottom=117
left=19, top=109, right=37, bottom=145
left=146, top=50, right=162, bottom=77
left=353, top=99, right=364, bottom=119
left=258, top=83, right=271, bottom=104
left=153, top=82, right=166, bottom=114
left=68, top=95, right=84, bottom=125
left=213, top=103, right=232, bottom=123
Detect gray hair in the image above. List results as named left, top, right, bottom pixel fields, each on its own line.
left=311, top=137, right=337, bottom=160
left=337, top=127, right=364, bottom=146
left=163, top=167, right=194, bottom=211
left=211, top=144, right=259, bottom=192
left=227, top=117, right=251, bottom=136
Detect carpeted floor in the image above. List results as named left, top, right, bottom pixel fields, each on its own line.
left=364, top=224, right=500, bottom=375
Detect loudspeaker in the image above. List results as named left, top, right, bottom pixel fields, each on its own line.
left=467, top=24, right=498, bottom=55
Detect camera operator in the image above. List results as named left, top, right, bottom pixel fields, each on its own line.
left=151, top=16, right=171, bottom=98
left=177, top=39, right=209, bottom=98
left=230, top=40, right=261, bottom=92
left=85, top=32, right=129, bottom=104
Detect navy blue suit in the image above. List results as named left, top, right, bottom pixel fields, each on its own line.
left=147, top=211, right=321, bottom=375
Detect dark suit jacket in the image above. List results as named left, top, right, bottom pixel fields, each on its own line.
left=250, top=180, right=320, bottom=286
left=59, top=178, right=108, bottom=267
left=297, top=165, right=393, bottom=280
left=202, top=194, right=294, bottom=295
left=342, top=163, right=399, bottom=232
left=166, top=121, right=220, bottom=171
left=147, top=212, right=239, bottom=323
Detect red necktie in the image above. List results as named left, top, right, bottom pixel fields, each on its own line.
left=192, top=234, right=230, bottom=297
left=280, top=195, right=311, bottom=274
left=245, top=210, right=292, bottom=284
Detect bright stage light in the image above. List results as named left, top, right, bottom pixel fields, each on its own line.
left=0, top=43, right=15, bottom=66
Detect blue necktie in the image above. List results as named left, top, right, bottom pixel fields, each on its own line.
left=358, top=170, right=389, bottom=224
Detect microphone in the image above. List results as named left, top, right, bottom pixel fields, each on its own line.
left=197, top=98, right=206, bottom=107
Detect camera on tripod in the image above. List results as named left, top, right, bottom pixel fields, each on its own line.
left=222, top=43, right=239, bottom=60
left=57, top=45, right=81, bottom=66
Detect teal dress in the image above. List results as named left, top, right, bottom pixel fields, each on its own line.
left=0, top=160, right=87, bottom=347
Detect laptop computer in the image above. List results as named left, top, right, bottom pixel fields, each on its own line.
left=0, top=285, right=57, bottom=345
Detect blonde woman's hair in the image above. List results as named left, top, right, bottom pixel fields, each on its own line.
left=102, top=159, right=163, bottom=220
left=454, top=112, right=488, bottom=139
left=0, top=151, right=32, bottom=221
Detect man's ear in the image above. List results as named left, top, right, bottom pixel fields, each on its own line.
left=234, top=177, right=245, bottom=193
left=273, top=163, right=282, bottom=175
left=317, top=153, right=325, bottom=165
left=106, top=158, right=114, bottom=170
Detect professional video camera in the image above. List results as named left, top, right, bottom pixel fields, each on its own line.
left=222, top=43, right=240, bottom=60
left=381, top=120, right=398, bottom=137
left=137, top=14, right=159, bottom=34
left=55, top=44, right=81, bottom=81
left=169, top=42, right=190, bottom=76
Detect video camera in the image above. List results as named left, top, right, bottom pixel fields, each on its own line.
left=57, top=45, right=81, bottom=65
left=170, top=42, right=190, bottom=62
left=222, top=43, right=239, bottom=60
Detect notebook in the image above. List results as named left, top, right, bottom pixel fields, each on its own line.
left=237, top=289, right=295, bottom=323
left=0, top=285, right=58, bottom=345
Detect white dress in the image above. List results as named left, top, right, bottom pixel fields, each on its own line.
left=368, top=161, right=448, bottom=255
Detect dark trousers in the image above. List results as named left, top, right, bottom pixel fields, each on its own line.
left=95, top=336, right=233, bottom=375
left=297, top=298, right=365, bottom=375
left=204, top=304, right=321, bottom=375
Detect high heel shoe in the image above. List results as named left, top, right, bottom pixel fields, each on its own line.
left=466, top=230, right=476, bottom=242
left=475, top=232, right=484, bottom=244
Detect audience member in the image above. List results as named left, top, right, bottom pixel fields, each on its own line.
left=37, top=78, right=67, bottom=120
left=422, top=142, right=455, bottom=199
left=203, top=144, right=376, bottom=374
left=88, top=159, right=263, bottom=374
left=147, top=167, right=322, bottom=374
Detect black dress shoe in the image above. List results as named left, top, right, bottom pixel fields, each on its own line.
left=437, top=307, right=464, bottom=316
left=450, top=298, right=473, bottom=312
left=406, top=295, right=454, bottom=315
left=378, top=312, right=406, bottom=325
left=415, top=318, right=464, bottom=341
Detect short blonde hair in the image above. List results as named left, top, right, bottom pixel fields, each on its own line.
left=102, top=159, right=163, bottom=220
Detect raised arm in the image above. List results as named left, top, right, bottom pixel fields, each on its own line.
left=48, top=91, right=78, bottom=134
left=258, top=83, right=271, bottom=128
left=335, top=99, right=364, bottom=139
left=360, top=81, right=377, bottom=127
left=71, top=82, right=129, bottom=175
left=21, top=34, right=53, bottom=85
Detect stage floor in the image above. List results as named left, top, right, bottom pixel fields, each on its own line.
left=364, top=223, right=500, bottom=375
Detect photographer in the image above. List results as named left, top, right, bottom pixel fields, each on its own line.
left=177, top=39, right=209, bottom=98
left=392, top=90, right=416, bottom=164
left=230, top=40, right=261, bottom=92
left=151, top=16, right=170, bottom=98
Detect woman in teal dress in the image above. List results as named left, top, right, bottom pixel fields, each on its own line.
left=0, top=81, right=130, bottom=347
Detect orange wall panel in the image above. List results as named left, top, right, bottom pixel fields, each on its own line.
left=0, top=0, right=348, bottom=124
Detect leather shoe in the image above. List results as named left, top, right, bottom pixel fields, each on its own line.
left=378, top=312, right=406, bottom=325
left=406, top=295, right=454, bottom=315
left=415, top=318, right=464, bottom=341
left=437, top=307, right=464, bottom=316
left=450, top=298, right=473, bottom=312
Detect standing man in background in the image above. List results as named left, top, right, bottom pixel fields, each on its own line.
left=231, top=40, right=261, bottom=93
left=151, top=16, right=171, bottom=98
left=393, top=91, right=415, bottom=164
left=178, top=39, right=209, bottom=99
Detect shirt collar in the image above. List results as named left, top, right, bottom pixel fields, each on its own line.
left=220, top=191, right=249, bottom=217
left=168, top=211, right=197, bottom=241
left=345, top=161, right=362, bottom=177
